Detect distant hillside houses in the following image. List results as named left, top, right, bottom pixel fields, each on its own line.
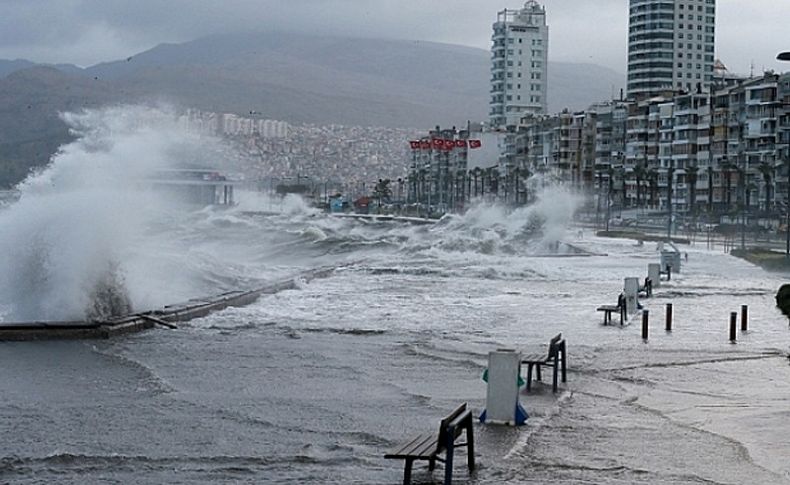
left=183, top=111, right=420, bottom=191
left=180, top=109, right=290, bottom=138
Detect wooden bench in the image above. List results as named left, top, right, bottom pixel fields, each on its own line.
left=521, top=333, right=567, bottom=393
left=597, top=304, right=624, bottom=325
left=384, top=403, right=475, bottom=485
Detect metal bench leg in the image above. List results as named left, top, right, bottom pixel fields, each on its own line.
left=552, top=359, right=559, bottom=393
left=466, top=423, right=475, bottom=472
left=526, top=363, right=533, bottom=391
left=561, top=345, right=567, bottom=383
left=403, top=459, right=413, bottom=485
left=535, top=364, right=542, bottom=381
left=429, top=457, right=436, bottom=471
left=444, top=442, right=454, bottom=485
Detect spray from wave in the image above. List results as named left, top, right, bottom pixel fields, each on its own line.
left=0, top=105, right=230, bottom=322
left=420, top=184, right=582, bottom=255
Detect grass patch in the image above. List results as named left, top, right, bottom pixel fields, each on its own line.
left=731, top=247, right=790, bottom=272
left=597, top=230, right=690, bottom=245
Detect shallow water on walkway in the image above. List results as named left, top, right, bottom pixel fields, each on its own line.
left=1, top=209, right=789, bottom=484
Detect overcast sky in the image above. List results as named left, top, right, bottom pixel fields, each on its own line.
left=0, top=0, right=786, bottom=75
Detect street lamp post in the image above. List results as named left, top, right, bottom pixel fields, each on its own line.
left=777, top=52, right=790, bottom=257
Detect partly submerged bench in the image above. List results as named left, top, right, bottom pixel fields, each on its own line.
left=384, top=403, right=475, bottom=485
left=521, top=333, right=567, bottom=393
left=639, top=277, right=653, bottom=298
left=597, top=304, right=624, bottom=325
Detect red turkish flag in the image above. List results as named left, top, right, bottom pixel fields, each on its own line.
left=469, top=139, right=482, bottom=148
left=444, top=139, right=455, bottom=150
left=455, top=139, right=468, bottom=148
left=420, top=140, right=431, bottom=150
left=432, top=138, right=443, bottom=149
left=409, top=141, right=420, bottom=150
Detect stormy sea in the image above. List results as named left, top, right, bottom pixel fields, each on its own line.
left=0, top=107, right=789, bottom=484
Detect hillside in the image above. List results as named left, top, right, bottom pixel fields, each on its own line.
left=0, top=67, right=135, bottom=187
left=0, top=31, right=625, bottom=187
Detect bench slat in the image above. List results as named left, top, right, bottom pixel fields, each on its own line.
left=522, top=353, right=550, bottom=363
left=385, top=433, right=437, bottom=459
left=597, top=305, right=620, bottom=311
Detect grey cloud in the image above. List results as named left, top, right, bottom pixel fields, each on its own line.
left=0, top=0, right=785, bottom=74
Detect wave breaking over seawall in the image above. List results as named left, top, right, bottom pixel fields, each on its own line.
left=0, top=105, right=231, bottom=322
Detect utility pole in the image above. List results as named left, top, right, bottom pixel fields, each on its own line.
left=606, top=168, right=614, bottom=233
left=667, top=162, right=674, bottom=240
left=739, top=166, right=746, bottom=251
left=775, top=51, right=790, bottom=257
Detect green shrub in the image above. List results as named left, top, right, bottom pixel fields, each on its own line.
left=776, top=284, right=790, bottom=320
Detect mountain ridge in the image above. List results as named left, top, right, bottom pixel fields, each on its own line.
left=0, top=31, right=624, bottom=187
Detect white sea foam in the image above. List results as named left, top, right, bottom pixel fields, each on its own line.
left=0, top=105, right=227, bottom=321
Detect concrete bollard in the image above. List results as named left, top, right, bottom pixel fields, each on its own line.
left=624, top=277, right=640, bottom=316
left=665, top=303, right=673, bottom=331
left=729, top=312, right=737, bottom=342
left=741, top=305, right=748, bottom=332
left=481, top=349, right=528, bottom=426
left=642, top=310, right=649, bottom=340
left=648, top=263, right=661, bottom=288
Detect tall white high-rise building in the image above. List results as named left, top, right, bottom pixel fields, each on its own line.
left=490, top=1, right=549, bottom=128
left=627, top=0, right=716, bottom=98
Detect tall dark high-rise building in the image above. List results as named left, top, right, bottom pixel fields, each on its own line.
left=627, top=0, right=716, bottom=98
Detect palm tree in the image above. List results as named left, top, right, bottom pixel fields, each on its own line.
left=758, top=162, right=774, bottom=212
left=456, top=169, right=467, bottom=208
left=686, top=166, right=699, bottom=217
left=418, top=169, right=427, bottom=204
left=722, top=160, right=734, bottom=210
left=490, top=167, right=501, bottom=198
left=466, top=169, right=473, bottom=203
left=707, top=166, right=714, bottom=214
left=517, top=166, right=530, bottom=205
left=634, top=163, right=646, bottom=209
left=746, top=182, right=757, bottom=209
left=472, top=167, right=481, bottom=198
left=373, top=178, right=392, bottom=205
left=605, top=166, right=615, bottom=231
left=647, top=169, right=659, bottom=209
left=618, top=167, right=627, bottom=208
